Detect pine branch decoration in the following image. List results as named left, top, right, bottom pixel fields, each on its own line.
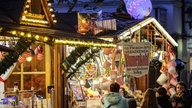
left=67, top=48, right=100, bottom=79
left=60, top=47, right=89, bottom=72
left=0, top=38, right=34, bottom=75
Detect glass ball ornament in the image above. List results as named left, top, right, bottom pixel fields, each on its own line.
left=123, top=0, right=152, bottom=19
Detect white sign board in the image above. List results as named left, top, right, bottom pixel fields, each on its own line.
left=123, top=42, right=151, bottom=77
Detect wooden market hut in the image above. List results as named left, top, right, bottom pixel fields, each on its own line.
left=0, top=0, right=178, bottom=108
left=0, top=0, right=115, bottom=108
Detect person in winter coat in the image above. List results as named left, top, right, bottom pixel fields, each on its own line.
left=103, top=82, right=129, bottom=108
left=156, top=87, right=172, bottom=108
left=140, top=88, right=161, bottom=108
left=170, top=81, right=192, bottom=108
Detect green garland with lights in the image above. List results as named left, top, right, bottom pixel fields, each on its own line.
left=0, top=38, right=34, bottom=75
left=60, top=47, right=89, bottom=72
left=66, top=48, right=100, bottom=79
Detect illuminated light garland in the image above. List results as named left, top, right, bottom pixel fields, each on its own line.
left=24, top=11, right=28, bottom=14
left=9, top=30, right=116, bottom=48
left=50, top=8, right=53, bottom=12
left=27, top=0, right=31, bottom=3
left=35, top=35, right=40, bottom=40
left=20, top=32, right=25, bottom=36
left=54, top=39, right=117, bottom=47
left=25, top=5, right=30, bottom=8
left=118, top=17, right=178, bottom=47
left=22, top=16, right=49, bottom=24
left=12, top=31, right=16, bottom=35
left=43, top=37, right=49, bottom=42
left=20, top=0, right=57, bottom=25
left=27, top=33, right=32, bottom=38
left=48, top=3, right=51, bottom=6
left=53, top=20, right=57, bottom=23
left=51, top=14, right=55, bottom=17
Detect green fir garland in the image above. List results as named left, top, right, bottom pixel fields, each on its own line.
left=60, top=47, right=89, bottom=72
left=66, top=48, right=100, bottom=79
left=0, top=38, right=34, bottom=75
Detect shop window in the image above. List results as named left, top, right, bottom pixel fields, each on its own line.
left=5, top=43, right=47, bottom=98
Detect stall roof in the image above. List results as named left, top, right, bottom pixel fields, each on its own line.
left=97, top=13, right=178, bottom=47
left=117, top=17, right=178, bottom=47
left=0, top=0, right=178, bottom=47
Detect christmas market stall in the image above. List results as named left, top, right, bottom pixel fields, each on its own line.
left=0, top=0, right=179, bottom=108
left=0, top=0, right=116, bottom=108
left=61, top=0, right=179, bottom=107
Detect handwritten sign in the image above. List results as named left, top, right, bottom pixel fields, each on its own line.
left=123, top=42, right=151, bottom=77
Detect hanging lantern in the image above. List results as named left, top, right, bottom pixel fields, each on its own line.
left=123, top=0, right=152, bottom=19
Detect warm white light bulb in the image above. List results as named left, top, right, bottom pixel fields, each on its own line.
left=26, top=56, right=32, bottom=62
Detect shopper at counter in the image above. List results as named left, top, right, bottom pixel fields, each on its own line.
left=170, top=81, right=192, bottom=108
left=156, top=87, right=172, bottom=108
left=140, top=88, right=161, bottom=108
left=103, top=82, right=129, bottom=108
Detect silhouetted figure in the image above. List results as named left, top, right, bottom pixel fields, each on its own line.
left=156, top=87, right=172, bottom=108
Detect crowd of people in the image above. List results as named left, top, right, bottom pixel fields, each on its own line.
left=102, top=81, right=192, bottom=108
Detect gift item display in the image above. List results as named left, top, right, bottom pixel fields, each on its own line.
left=77, top=10, right=116, bottom=35
left=66, top=46, right=140, bottom=108
left=1, top=82, right=51, bottom=108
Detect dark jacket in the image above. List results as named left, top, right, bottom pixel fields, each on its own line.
left=170, top=93, right=192, bottom=108
left=157, top=95, right=172, bottom=108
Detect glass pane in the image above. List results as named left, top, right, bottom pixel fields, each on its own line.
left=5, top=74, right=21, bottom=91
left=24, top=74, right=46, bottom=98
left=23, top=43, right=45, bottom=72
left=12, top=63, right=21, bottom=72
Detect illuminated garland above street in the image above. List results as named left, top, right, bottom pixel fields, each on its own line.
left=8, top=30, right=117, bottom=48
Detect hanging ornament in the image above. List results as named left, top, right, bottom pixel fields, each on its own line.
left=123, top=0, right=152, bottom=19
left=34, top=45, right=43, bottom=54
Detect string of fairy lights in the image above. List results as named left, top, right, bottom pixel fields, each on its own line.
left=8, top=30, right=117, bottom=48
left=21, top=0, right=57, bottom=26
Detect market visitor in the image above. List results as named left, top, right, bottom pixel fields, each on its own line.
left=156, top=87, right=172, bottom=108
left=170, top=81, right=192, bottom=108
left=103, top=82, right=129, bottom=108
left=119, top=87, right=134, bottom=98
left=140, top=88, right=161, bottom=108
left=119, top=87, right=137, bottom=108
